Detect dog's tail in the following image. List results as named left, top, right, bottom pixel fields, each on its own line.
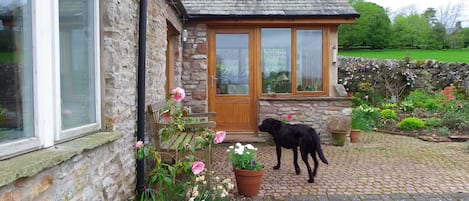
left=313, top=134, right=328, bottom=164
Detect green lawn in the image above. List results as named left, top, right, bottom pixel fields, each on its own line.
left=339, top=49, right=469, bottom=63
left=0, top=52, right=15, bottom=63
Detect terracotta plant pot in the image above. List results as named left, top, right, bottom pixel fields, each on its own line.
left=331, top=130, right=347, bottom=146
left=234, top=168, right=266, bottom=197
left=350, top=129, right=361, bottom=143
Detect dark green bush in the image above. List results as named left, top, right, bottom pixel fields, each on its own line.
left=437, top=127, right=450, bottom=136
left=397, top=117, right=426, bottom=131
left=424, top=117, right=441, bottom=128
left=441, top=111, right=467, bottom=129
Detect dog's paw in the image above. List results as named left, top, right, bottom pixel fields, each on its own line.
left=273, top=165, right=280, bottom=170
left=308, top=178, right=315, bottom=183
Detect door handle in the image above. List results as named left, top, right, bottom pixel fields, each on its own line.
left=211, top=76, right=218, bottom=88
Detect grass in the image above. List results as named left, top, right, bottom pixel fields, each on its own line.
left=339, top=49, right=469, bottom=63
left=0, top=52, right=16, bottom=63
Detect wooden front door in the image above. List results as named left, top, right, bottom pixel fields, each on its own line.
left=208, top=28, right=257, bottom=135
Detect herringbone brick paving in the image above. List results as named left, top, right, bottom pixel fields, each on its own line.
left=210, top=132, right=469, bottom=200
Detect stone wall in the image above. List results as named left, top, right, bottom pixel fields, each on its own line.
left=338, top=57, right=469, bottom=95
left=181, top=23, right=209, bottom=113
left=0, top=0, right=182, bottom=200
left=259, top=97, right=352, bottom=143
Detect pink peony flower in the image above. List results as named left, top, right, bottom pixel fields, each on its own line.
left=287, top=114, right=292, bottom=120
left=171, top=87, right=185, bottom=102
left=191, top=161, right=205, bottom=175
left=161, top=110, right=172, bottom=122
left=135, top=141, right=144, bottom=149
left=213, top=131, right=226, bottom=144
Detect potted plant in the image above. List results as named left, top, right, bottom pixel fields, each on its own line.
left=327, top=116, right=351, bottom=146
left=351, top=104, right=379, bottom=142
left=227, top=143, right=265, bottom=197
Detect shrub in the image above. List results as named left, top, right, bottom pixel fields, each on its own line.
left=403, top=90, right=443, bottom=112
left=380, top=109, right=397, bottom=120
left=437, top=127, right=451, bottom=136
left=397, top=117, right=426, bottom=131
left=399, top=100, right=415, bottom=112
left=352, top=104, right=379, bottom=131
left=424, top=117, right=441, bottom=128
left=381, top=103, right=398, bottom=109
left=352, top=91, right=385, bottom=108
left=441, top=111, right=467, bottom=129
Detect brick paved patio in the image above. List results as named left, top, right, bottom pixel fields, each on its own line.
left=210, top=132, right=469, bottom=200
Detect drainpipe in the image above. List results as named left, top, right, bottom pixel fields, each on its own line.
left=136, top=0, right=147, bottom=196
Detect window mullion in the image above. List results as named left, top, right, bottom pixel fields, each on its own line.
left=34, top=0, right=57, bottom=147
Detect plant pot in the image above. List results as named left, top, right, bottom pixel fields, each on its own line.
left=233, top=168, right=265, bottom=197
left=350, top=129, right=361, bottom=143
left=331, top=130, right=347, bottom=146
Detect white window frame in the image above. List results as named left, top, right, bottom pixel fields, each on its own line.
left=0, top=0, right=101, bottom=160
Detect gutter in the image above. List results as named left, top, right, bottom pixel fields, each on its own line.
left=185, top=13, right=360, bottom=21
left=136, top=0, right=147, bottom=196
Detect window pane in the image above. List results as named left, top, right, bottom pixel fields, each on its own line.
left=59, top=0, right=96, bottom=130
left=215, top=34, right=249, bottom=95
left=0, top=0, right=34, bottom=143
left=261, top=28, right=291, bottom=94
left=296, top=30, right=323, bottom=91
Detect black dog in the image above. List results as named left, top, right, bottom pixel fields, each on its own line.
left=258, top=118, right=328, bottom=183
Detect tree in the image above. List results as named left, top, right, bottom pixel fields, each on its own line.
left=437, top=1, right=465, bottom=31
left=338, top=0, right=391, bottom=49
left=454, top=28, right=469, bottom=48
left=391, top=14, right=432, bottom=49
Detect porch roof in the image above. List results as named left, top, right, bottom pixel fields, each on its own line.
left=180, top=0, right=359, bottom=20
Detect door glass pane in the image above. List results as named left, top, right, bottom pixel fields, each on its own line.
left=296, top=30, right=323, bottom=92
left=59, top=0, right=96, bottom=130
left=261, top=28, right=291, bottom=94
left=215, top=34, right=249, bottom=95
left=0, top=0, right=34, bottom=143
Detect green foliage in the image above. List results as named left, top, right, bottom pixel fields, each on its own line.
left=352, top=91, right=385, bottom=107
left=339, top=0, right=391, bottom=49
left=352, top=104, right=379, bottom=131
left=397, top=117, right=426, bottom=131
left=403, top=90, right=443, bottom=112
left=399, top=100, right=415, bottom=112
left=437, top=127, right=451, bottom=136
left=441, top=111, right=467, bottom=130
left=391, top=14, right=433, bottom=49
left=424, top=117, right=441, bottom=128
left=381, top=102, right=398, bottom=109
left=227, top=143, right=263, bottom=170
left=380, top=109, right=397, bottom=121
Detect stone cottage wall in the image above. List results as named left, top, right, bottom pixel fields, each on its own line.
left=0, top=0, right=182, bottom=200
left=258, top=97, right=352, bottom=143
left=181, top=23, right=209, bottom=113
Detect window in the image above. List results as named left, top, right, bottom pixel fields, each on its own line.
left=261, top=28, right=326, bottom=95
left=0, top=0, right=100, bottom=159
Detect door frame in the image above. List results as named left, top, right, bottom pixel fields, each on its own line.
left=207, top=27, right=259, bottom=135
